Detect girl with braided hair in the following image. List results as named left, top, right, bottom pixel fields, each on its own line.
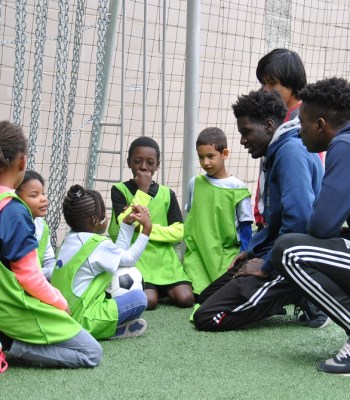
left=51, top=184, right=152, bottom=340
left=0, top=121, right=102, bottom=371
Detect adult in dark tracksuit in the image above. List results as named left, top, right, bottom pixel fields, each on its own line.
left=271, top=77, right=350, bottom=374
left=193, top=89, right=324, bottom=331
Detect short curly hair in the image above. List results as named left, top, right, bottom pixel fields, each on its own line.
left=128, top=136, right=160, bottom=162
left=299, top=77, right=350, bottom=129
left=232, top=89, right=287, bottom=124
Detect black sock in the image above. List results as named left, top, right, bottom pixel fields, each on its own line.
left=0, top=332, right=13, bottom=351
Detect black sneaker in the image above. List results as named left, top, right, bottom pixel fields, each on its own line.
left=318, top=339, right=350, bottom=374
left=294, top=299, right=331, bottom=329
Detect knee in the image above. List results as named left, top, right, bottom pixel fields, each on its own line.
left=136, top=290, right=148, bottom=310
left=193, top=305, right=210, bottom=331
left=178, top=296, right=195, bottom=308
left=84, top=339, right=103, bottom=368
left=145, top=290, right=158, bottom=310
left=169, top=286, right=195, bottom=308
left=174, top=292, right=195, bottom=308
left=272, top=233, right=306, bottom=274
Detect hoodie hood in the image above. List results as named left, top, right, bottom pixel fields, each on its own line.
left=269, top=116, right=300, bottom=146
left=266, top=116, right=301, bottom=161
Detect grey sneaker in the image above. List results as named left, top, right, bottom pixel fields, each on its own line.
left=112, top=318, right=147, bottom=339
left=318, top=339, right=350, bottom=374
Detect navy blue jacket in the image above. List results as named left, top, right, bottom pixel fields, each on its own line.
left=307, top=122, right=350, bottom=238
left=248, top=126, right=324, bottom=274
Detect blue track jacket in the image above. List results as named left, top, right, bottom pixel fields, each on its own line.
left=248, top=120, right=324, bottom=274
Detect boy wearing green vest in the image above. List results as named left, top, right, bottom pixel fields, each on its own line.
left=183, top=127, right=253, bottom=296
left=109, top=136, right=194, bottom=310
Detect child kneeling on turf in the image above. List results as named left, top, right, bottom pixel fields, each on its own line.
left=0, top=121, right=102, bottom=370
left=16, top=170, right=56, bottom=281
left=51, top=184, right=152, bottom=340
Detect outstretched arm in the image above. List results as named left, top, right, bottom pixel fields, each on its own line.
left=11, top=250, right=68, bottom=310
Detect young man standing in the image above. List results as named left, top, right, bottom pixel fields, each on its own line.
left=271, top=77, right=350, bottom=374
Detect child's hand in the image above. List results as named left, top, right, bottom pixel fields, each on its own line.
left=129, top=205, right=152, bottom=236
left=134, top=170, right=152, bottom=193
left=123, top=206, right=136, bottom=225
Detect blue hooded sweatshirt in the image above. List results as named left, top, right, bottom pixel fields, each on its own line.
left=307, top=122, right=350, bottom=238
left=247, top=118, right=324, bottom=274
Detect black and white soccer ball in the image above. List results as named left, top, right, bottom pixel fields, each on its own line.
left=106, top=266, right=145, bottom=298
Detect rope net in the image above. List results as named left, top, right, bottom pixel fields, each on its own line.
left=1, top=0, right=350, bottom=245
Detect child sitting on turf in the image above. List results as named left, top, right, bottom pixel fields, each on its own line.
left=109, top=136, right=194, bottom=310
left=51, top=184, right=151, bottom=340
left=183, top=127, right=253, bottom=296
left=0, top=120, right=102, bottom=370
left=16, top=170, right=55, bottom=281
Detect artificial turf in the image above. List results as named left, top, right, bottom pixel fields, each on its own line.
left=1, top=305, right=349, bottom=400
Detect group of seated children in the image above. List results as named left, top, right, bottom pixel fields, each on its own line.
left=1, top=49, right=350, bottom=376
left=0, top=118, right=253, bottom=372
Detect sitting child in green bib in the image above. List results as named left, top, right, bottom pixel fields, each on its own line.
left=109, top=136, right=194, bottom=310
left=51, top=184, right=151, bottom=340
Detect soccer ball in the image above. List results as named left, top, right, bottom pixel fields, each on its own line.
left=106, top=266, right=145, bottom=298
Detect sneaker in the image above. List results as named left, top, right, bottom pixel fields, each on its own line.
left=318, top=339, right=350, bottom=374
left=294, top=299, right=331, bottom=329
left=113, top=318, right=147, bottom=339
left=0, top=342, right=8, bottom=373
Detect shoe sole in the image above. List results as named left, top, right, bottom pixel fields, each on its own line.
left=111, top=318, right=147, bottom=339
left=310, top=317, right=332, bottom=329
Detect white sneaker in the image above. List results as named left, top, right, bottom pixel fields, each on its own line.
left=112, top=318, right=147, bottom=339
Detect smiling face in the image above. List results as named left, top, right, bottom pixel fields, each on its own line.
left=127, top=146, right=160, bottom=178
left=237, top=116, right=273, bottom=159
left=196, top=144, right=229, bottom=178
left=17, top=178, right=48, bottom=218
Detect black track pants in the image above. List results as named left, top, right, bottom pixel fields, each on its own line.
left=194, top=267, right=301, bottom=331
left=272, top=233, right=350, bottom=335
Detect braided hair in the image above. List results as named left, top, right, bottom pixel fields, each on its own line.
left=63, top=184, right=106, bottom=232
left=0, top=121, right=27, bottom=173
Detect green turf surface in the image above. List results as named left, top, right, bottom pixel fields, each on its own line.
left=1, top=305, right=349, bottom=399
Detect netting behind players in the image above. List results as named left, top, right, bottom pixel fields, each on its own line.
left=1, top=0, right=350, bottom=245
